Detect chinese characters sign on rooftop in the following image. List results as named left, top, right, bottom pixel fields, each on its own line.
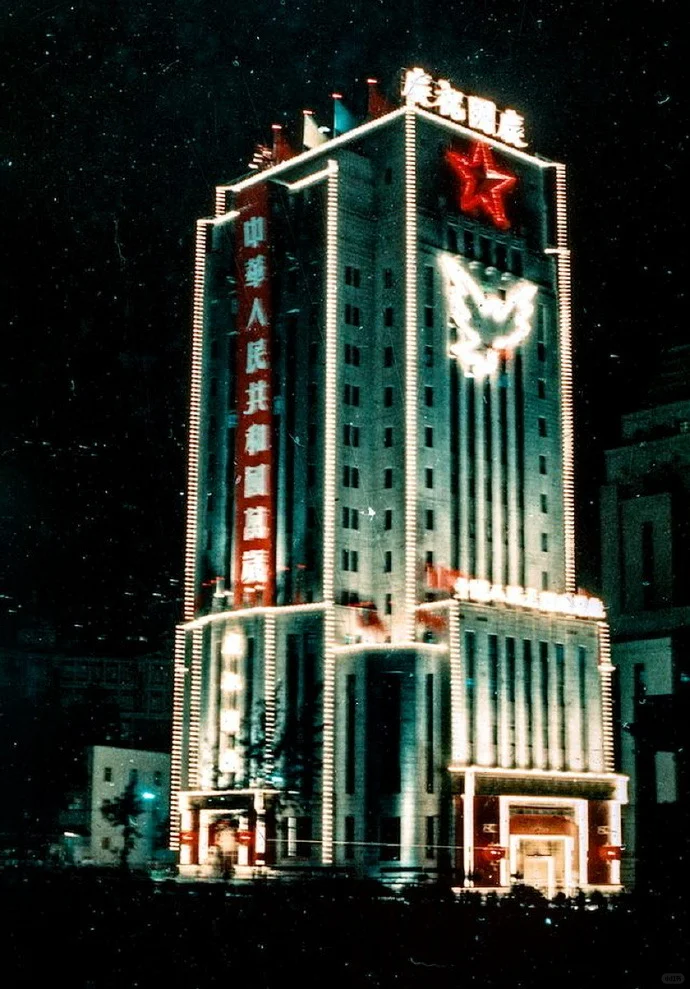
left=233, top=183, right=275, bottom=607
left=402, top=67, right=528, bottom=149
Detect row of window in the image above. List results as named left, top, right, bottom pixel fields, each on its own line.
left=339, top=590, right=393, bottom=613
left=447, top=227, right=524, bottom=276
left=344, top=266, right=395, bottom=289
left=342, top=344, right=434, bottom=368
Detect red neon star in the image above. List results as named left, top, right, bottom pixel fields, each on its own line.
left=446, top=142, right=517, bottom=230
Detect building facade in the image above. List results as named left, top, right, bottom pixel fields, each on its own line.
left=172, top=69, right=626, bottom=892
left=601, top=348, right=690, bottom=890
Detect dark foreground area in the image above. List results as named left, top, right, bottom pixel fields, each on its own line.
left=1, top=871, right=686, bottom=988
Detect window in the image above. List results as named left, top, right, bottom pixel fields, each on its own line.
left=345, top=265, right=361, bottom=287
left=510, top=248, right=523, bottom=276
left=384, top=268, right=393, bottom=288
left=351, top=509, right=359, bottom=531
left=345, top=304, right=361, bottom=326
left=384, top=386, right=393, bottom=407
left=464, top=230, right=475, bottom=257
left=384, top=345, right=394, bottom=367
left=425, top=816, right=436, bottom=858
left=447, top=226, right=458, bottom=252
left=307, top=463, right=316, bottom=487
left=345, top=343, right=361, bottom=366
left=540, top=493, right=548, bottom=513
left=379, top=817, right=401, bottom=861
left=538, top=342, right=546, bottom=362
left=425, top=426, right=434, bottom=448
left=384, top=306, right=394, bottom=327
left=352, top=468, right=359, bottom=488
left=541, top=571, right=549, bottom=590
left=309, top=341, right=318, bottom=364
left=424, top=307, right=434, bottom=328
left=539, top=455, right=547, bottom=475
left=384, top=468, right=393, bottom=488
left=425, top=550, right=434, bottom=567
left=344, top=816, right=355, bottom=859
left=343, top=424, right=360, bottom=447
left=538, top=378, right=546, bottom=399
left=342, top=550, right=358, bottom=572
left=101, top=837, right=111, bottom=850
left=426, top=509, right=435, bottom=530
left=424, top=386, right=434, bottom=407
left=153, top=771, right=163, bottom=787
left=103, top=767, right=112, bottom=783
left=343, top=466, right=350, bottom=486
left=541, top=532, right=549, bottom=552
left=425, top=468, right=433, bottom=489
left=424, top=345, right=434, bottom=367
left=384, top=551, right=392, bottom=573
left=342, top=507, right=350, bottom=528
left=480, top=236, right=492, bottom=264
left=385, top=593, right=392, bottom=615
left=538, top=417, right=547, bottom=437
left=384, top=509, right=392, bottom=530
left=495, top=244, right=507, bottom=269
left=343, top=384, right=360, bottom=406
left=384, top=427, right=393, bottom=448
left=642, top=520, right=655, bottom=608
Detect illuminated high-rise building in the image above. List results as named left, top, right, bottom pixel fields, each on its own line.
left=172, top=69, right=626, bottom=892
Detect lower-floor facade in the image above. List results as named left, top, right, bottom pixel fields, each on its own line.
left=173, top=595, right=627, bottom=894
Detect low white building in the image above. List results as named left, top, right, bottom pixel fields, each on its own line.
left=87, top=745, right=170, bottom=868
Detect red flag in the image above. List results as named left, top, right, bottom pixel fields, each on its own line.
left=354, top=601, right=386, bottom=631
left=271, top=124, right=296, bottom=163
left=417, top=610, right=448, bottom=632
left=366, top=78, right=395, bottom=119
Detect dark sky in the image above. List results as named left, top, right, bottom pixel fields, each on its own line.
left=1, top=0, right=685, bottom=647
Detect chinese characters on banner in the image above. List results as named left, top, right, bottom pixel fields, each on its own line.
left=233, top=183, right=275, bottom=606
left=402, top=67, right=528, bottom=149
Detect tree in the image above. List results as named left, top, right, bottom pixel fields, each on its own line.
left=101, top=777, right=145, bottom=871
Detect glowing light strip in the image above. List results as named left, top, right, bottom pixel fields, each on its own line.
left=281, top=165, right=334, bottom=192
left=184, top=219, right=212, bottom=621
left=263, top=613, right=276, bottom=779
left=448, top=764, right=625, bottom=783
left=597, top=621, right=615, bottom=772
left=323, top=160, right=339, bottom=603
left=211, top=209, right=240, bottom=227
left=214, top=186, right=227, bottom=217
left=404, top=107, right=418, bottom=638
left=552, top=163, right=575, bottom=593
left=321, top=606, right=336, bottom=864
left=180, top=600, right=330, bottom=632
left=170, top=624, right=187, bottom=851
left=609, top=799, right=622, bottom=885
left=463, top=768, right=475, bottom=883
left=188, top=627, right=203, bottom=790
left=414, top=106, right=553, bottom=168
left=223, top=109, right=406, bottom=194
left=449, top=602, right=466, bottom=763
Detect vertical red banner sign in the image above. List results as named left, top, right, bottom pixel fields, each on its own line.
left=233, top=183, right=275, bottom=607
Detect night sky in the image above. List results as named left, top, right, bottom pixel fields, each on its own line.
left=2, top=0, right=685, bottom=650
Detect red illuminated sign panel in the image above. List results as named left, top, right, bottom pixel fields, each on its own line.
left=233, top=183, right=275, bottom=607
